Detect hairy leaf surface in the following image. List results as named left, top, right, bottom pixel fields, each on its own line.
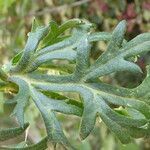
left=1, top=19, right=150, bottom=149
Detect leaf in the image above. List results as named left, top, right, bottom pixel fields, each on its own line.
left=2, top=19, right=150, bottom=149
left=11, top=51, right=23, bottom=65
left=0, top=67, right=8, bottom=81
left=24, top=23, right=92, bottom=73
left=41, top=19, right=86, bottom=47
left=30, top=87, right=75, bottom=149
left=88, top=32, right=112, bottom=42
left=0, top=137, right=48, bottom=150
left=30, top=20, right=150, bottom=144
left=0, top=123, right=29, bottom=141
left=8, top=76, right=30, bottom=127
left=83, top=21, right=150, bottom=80
left=11, top=20, right=50, bottom=73
left=133, top=65, right=150, bottom=105
left=33, top=80, right=150, bottom=143
left=30, top=86, right=82, bottom=116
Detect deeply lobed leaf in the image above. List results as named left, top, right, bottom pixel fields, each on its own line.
left=1, top=19, right=150, bottom=149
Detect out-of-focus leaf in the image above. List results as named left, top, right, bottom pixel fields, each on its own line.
left=0, top=137, right=48, bottom=150
left=0, top=123, right=29, bottom=141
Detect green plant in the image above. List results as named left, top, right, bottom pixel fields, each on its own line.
left=0, top=18, right=150, bottom=149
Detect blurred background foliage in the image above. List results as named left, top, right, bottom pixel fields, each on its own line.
left=0, top=0, right=150, bottom=149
